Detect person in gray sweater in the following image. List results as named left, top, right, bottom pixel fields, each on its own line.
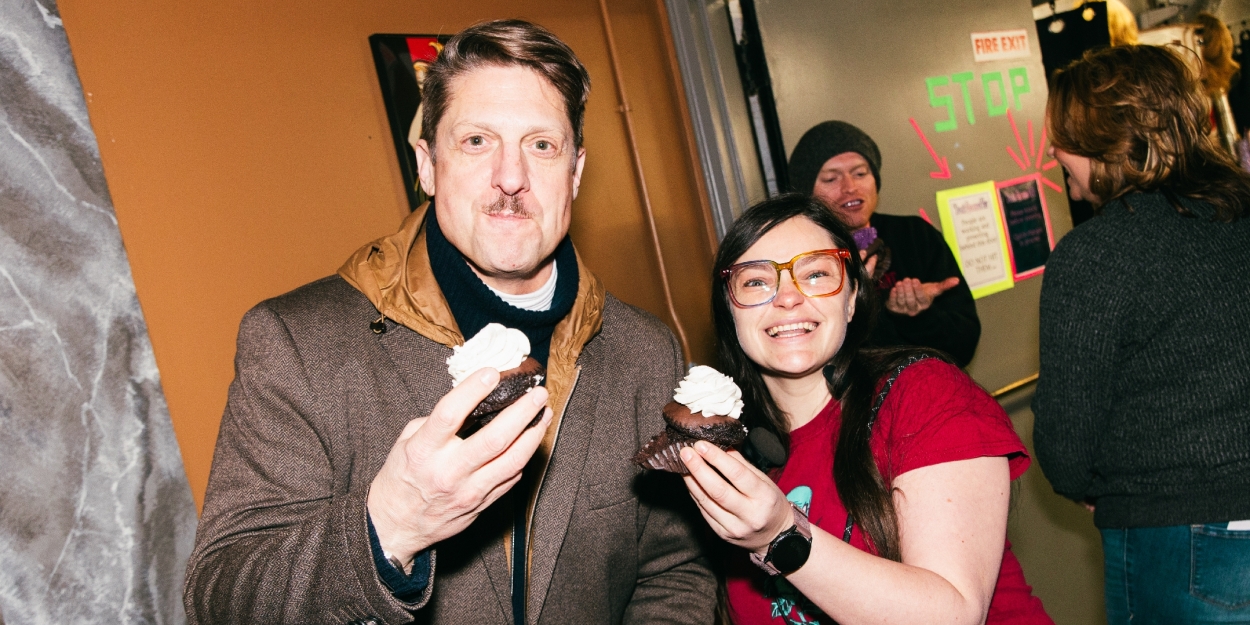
left=1033, top=44, right=1250, bottom=624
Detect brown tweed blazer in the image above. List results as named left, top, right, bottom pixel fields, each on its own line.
left=183, top=273, right=716, bottom=624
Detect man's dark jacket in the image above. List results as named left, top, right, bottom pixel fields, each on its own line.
left=869, top=213, right=981, bottom=366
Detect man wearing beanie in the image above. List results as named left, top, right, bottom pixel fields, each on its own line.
left=789, top=120, right=981, bottom=366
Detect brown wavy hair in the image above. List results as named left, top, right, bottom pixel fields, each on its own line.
left=1047, top=44, right=1250, bottom=221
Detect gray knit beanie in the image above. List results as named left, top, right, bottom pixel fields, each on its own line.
left=787, top=121, right=882, bottom=194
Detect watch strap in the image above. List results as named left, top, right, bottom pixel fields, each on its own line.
left=384, top=549, right=413, bottom=575
left=750, top=503, right=812, bottom=576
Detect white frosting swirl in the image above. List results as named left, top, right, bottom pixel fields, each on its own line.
left=673, top=365, right=743, bottom=419
left=447, top=323, right=531, bottom=387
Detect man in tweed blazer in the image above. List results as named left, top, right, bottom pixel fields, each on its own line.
left=183, top=20, right=715, bottom=625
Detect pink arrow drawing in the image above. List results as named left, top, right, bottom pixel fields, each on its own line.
left=909, top=118, right=951, bottom=179
left=1006, top=110, right=1031, bottom=170
left=1001, top=112, right=1065, bottom=197
left=1039, top=176, right=1064, bottom=194
left=1005, top=111, right=1059, bottom=173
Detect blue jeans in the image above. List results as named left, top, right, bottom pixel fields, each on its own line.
left=1102, top=524, right=1250, bottom=624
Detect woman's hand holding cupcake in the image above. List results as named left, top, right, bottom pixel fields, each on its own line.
left=680, top=442, right=793, bottom=555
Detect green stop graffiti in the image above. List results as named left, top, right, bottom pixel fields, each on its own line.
left=925, top=67, right=1030, bottom=132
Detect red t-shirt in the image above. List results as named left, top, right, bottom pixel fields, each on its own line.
left=725, top=359, right=1053, bottom=624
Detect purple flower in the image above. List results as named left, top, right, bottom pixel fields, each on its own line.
left=852, top=226, right=878, bottom=251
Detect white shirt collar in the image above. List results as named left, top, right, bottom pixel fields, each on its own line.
left=487, top=261, right=558, bottom=312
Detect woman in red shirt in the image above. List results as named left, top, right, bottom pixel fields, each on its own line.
left=681, top=194, right=1052, bottom=624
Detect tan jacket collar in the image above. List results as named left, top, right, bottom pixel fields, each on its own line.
left=336, top=202, right=606, bottom=425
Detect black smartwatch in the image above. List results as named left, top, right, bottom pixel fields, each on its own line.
left=750, top=503, right=813, bottom=576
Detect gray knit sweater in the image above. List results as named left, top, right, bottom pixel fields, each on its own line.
left=1032, top=191, right=1250, bottom=528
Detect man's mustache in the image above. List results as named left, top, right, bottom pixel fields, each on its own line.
left=483, top=195, right=532, bottom=218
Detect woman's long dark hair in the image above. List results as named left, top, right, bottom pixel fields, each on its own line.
left=713, top=194, right=945, bottom=561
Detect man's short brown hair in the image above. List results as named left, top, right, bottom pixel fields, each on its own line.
left=420, top=19, right=592, bottom=152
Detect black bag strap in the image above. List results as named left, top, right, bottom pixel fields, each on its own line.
left=842, top=355, right=930, bottom=543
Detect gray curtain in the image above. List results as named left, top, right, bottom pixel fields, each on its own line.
left=0, top=1, right=197, bottom=623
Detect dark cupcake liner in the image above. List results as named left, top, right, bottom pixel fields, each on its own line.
left=633, top=427, right=747, bottom=475
left=634, top=431, right=698, bottom=475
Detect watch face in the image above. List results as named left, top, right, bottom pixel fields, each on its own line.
left=769, top=531, right=813, bottom=575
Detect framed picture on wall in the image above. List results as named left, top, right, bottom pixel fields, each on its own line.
left=369, top=34, right=451, bottom=212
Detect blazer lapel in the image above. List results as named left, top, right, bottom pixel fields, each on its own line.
left=477, top=501, right=518, bottom=623
left=526, top=361, right=601, bottom=622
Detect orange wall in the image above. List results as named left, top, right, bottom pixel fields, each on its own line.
left=60, top=0, right=716, bottom=510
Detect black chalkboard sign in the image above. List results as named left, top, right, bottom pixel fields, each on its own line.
left=997, top=174, right=1054, bottom=279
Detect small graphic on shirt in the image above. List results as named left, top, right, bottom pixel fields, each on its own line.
left=786, top=486, right=813, bottom=515
left=765, top=486, right=828, bottom=625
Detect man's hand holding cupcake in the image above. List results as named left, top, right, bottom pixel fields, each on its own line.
left=366, top=324, right=551, bottom=571
left=446, top=324, right=547, bottom=437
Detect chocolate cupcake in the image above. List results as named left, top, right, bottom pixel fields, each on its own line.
left=447, top=323, right=546, bottom=438
left=635, top=366, right=747, bottom=474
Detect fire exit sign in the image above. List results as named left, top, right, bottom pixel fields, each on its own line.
left=971, top=29, right=1031, bottom=62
